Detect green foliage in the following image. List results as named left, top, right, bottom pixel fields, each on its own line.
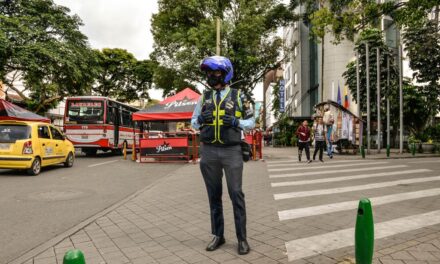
left=270, top=83, right=280, bottom=119
left=0, top=0, right=96, bottom=114
left=93, top=48, right=155, bottom=103
left=151, top=0, right=298, bottom=98
left=153, top=66, right=197, bottom=97
left=403, top=20, right=440, bottom=116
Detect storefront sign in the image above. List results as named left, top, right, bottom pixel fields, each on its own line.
left=279, top=80, right=285, bottom=113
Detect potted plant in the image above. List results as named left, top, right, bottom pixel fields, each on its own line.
left=421, top=139, right=435, bottom=153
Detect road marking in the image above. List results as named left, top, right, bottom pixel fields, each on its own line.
left=274, top=175, right=440, bottom=200
left=266, top=160, right=300, bottom=165
left=88, top=160, right=120, bottom=168
left=278, top=187, right=440, bottom=221
left=269, top=165, right=407, bottom=178
left=285, top=209, right=440, bottom=261
left=268, top=161, right=387, bottom=172
left=267, top=160, right=369, bottom=167
left=271, top=169, right=430, bottom=187
left=408, top=160, right=440, bottom=164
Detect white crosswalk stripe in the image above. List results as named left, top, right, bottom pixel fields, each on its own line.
left=278, top=187, right=440, bottom=221
left=268, top=161, right=387, bottom=172
left=271, top=169, right=430, bottom=187
left=285, top=210, right=440, bottom=261
left=270, top=165, right=406, bottom=178
left=274, top=176, right=440, bottom=200
left=267, top=159, right=368, bottom=167
left=264, top=157, right=440, bottom=262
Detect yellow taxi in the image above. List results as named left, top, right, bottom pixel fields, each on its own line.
left=0, top=121, right=75, bottom=175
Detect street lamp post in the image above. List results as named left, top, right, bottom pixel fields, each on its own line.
left=356, top=51, right=362, bottom=150
left=387, top=55, right=391, bottom=156
left=398, top=44, right=403, bottom=154
left=366, top=43, right=371, bottom=154
left=376, top=48, right=381, bottom=153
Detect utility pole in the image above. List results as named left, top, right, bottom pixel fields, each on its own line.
left=399, top=44, right=403, bottom=154
left=356, top=51, right=362, bottom=148
left=216, top=18, right=221, bottom=55
left=376, top=48, right=381, bottom=153
left=366, top=42, right=371, bottom=154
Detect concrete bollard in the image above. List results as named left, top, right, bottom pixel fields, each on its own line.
left=355, top=198, right=374, bottom=264
left=63, top=249, right=85, bottom=264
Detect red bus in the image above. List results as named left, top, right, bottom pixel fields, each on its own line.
left=64, top=96, right=139, bottom=155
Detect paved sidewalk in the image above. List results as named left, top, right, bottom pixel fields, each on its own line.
left=11, top=147, right=440, bottom=264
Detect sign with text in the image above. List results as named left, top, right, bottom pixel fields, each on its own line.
left=279, top=79, right=285, bottom=113
left=139, top=137, right=188, bottom=156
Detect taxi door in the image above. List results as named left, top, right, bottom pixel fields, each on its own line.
left=49, top=126, right=67, bottom=163
left=37, top=125, right=57, bottom=166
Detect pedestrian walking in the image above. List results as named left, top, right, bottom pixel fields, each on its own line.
left=323, top=104, right=334, bottom=159
left=312, top=117, right=327, bottom=162
left=191, top=56, right=255, bottom=255
left=296, top=120, right=312, bottom=163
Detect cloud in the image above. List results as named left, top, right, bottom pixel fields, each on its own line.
left=53, top=0, right=158, bottom=60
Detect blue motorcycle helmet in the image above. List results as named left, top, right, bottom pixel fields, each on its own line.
left=200, top=56, right=233, bottom=88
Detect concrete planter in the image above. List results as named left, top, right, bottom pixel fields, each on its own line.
left=421, top=143, right=435, bottom=153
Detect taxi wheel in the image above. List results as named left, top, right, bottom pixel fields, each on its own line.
left=27, top=157, right=41, bottom=176
left=64, top=152, right=74, bottom=168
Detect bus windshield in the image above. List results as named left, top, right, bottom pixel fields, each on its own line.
left=66, top=100, right=104, bottom=124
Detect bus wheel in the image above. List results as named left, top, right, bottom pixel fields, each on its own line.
left=83, top=149, right=97, bottom=156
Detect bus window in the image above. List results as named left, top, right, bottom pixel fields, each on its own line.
left=66, top=101, right=104, bottom=124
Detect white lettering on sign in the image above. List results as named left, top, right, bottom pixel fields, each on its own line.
left=156, top=142, right=173, bottom=153
left=164, top=100, right=197, bottom=109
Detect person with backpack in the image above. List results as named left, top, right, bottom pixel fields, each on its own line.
left=312, top=117, right=327, bottom=162
left=191, top=56, right=254, bottom=255
left=296, top=120, right=312, bottom=163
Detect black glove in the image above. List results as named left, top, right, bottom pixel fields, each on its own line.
left=198, top=110, right=213, bottom=124
left=222, top=115, right=239, bottom=127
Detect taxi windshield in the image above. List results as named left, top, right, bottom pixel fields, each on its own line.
left=0, top=124, right=31, bottom=143
left=66, top=101, right=104, bottom=124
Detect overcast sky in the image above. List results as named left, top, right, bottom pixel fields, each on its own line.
left=53, top=0, right=263, bottom=101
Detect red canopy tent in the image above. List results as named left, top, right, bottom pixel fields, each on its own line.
left=132, top=88, right=201, bottom=121
left=0, top=98, right=50, bottom=123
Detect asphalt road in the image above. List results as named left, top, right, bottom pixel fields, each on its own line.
left=0, top=152, right=185, bottom=264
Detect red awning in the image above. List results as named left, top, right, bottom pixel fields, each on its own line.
left=133, top=88, right=200, bottom=121
left=0, top=99, right=50, bottom=123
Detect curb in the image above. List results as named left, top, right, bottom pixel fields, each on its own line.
left=8, top=164, right=186, bottom=264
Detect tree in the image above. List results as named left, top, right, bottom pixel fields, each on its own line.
left=93, top=48, right=155, bottom=103
left=151, top=0, right=297, bottom=98
left=403, top=20, right=440, bottom=119
left=152, top=65, right=196, bottom=97
left=0, top=0, right=96, bottom=114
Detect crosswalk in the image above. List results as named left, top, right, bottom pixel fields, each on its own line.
left=265, top=158, right=440, bottom=262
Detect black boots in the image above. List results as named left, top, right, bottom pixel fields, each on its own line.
left=238, top=240, right=250, bottom=255
left=206, top=236, right=225, bottom=251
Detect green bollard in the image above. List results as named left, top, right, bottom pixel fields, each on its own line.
left=63, top=249, right=85, bottom=264
left=411, top=143, right=416, bottom=156
left=386, top=145, right=390, bottom=158
left=355, top=198, right=374, bottom=264
left=361, top=146, right=365, bottom=159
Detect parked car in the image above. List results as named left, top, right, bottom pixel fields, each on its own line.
left=0, top=121, right=75, bottom=175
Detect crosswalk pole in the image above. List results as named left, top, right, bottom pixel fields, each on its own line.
left=63, top=249, right=86, bottom=264
left=355, top=198, right=374, bottom=264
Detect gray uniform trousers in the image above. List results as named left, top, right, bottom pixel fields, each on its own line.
left=200, top=143, right=247, bottom=241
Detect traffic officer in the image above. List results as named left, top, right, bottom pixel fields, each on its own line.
left=191, top=56, right=255, bottom=255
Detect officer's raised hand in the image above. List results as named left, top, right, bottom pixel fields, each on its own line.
left=198, top=109, right=214, bottom=124
left=222, top=115, right=239, bottom=127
